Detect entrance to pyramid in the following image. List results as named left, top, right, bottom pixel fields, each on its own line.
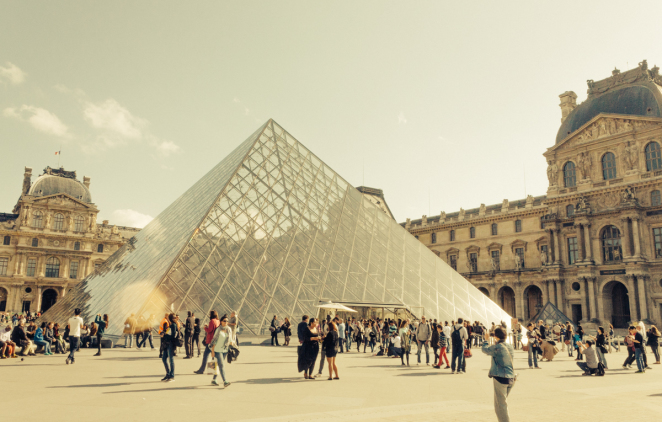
left=316, top=301, right=420, bottom=322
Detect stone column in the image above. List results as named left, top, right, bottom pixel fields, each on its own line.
left=35, top=286, right=42, bottom=312
left=575, top=224, right=584, bottom=261
left=626, top=275, right=639, bottom=321
left=596, top=281, right=605, bottom=322
left=555, top=280, right=563, bottom=309
left=514, top=283, right=523, bottom=321
left=621, top=217, right=632, bottom=258
left=583, top=224, right=593, bottom=262
left=547, top=280, right=554, bottom=306
left=587, top=277, right=597, bottom=321
left=37, top=256, right=45, bottom=277
left=632, top=216, right=642, bottom=258
left=579, top=277, right=588, bottom=322
left=541, top=280, right=549, bottom=306
left=637, top=275, right=648, bottom=320
left=12, top=253, right=21, bottom=276
left=61, top=257, right=69, bottom=279
left=553, top=230, right=561, bottom=264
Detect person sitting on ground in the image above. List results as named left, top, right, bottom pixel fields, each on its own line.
left=80, top=324, right=91, bottom=348
left=53, top=323, right=65, bottom=354
left=33, top=322, right=53, bottom=355
left=12, top=320, right=35, bottom=356
left=0, top=325, right=17, bottom=358
left=576, top=340, right=599, bottom=375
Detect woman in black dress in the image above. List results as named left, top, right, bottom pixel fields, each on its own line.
left=298, top=318, right=321, bottom=379
left=323, top=321, right=339, bottom=380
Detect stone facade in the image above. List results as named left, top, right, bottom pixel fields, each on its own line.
left=404, top=61, right=662, bottom=331
left=0, top=166, right=139, bottom=313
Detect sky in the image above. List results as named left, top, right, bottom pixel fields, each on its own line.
left=2, top=1, right=662, bottom=228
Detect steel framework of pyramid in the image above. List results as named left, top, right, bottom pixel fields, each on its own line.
left=41, top=119, right=512, bottom=336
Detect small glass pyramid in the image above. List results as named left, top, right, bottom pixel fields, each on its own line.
left=41, top=120, right=512, bottom=336
left=530, top=301, right=575, bottom=328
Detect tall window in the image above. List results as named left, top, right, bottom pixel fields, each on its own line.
left=2, top=236, right=10, bottom=245
left=32, top=211, right=43, bottom=228
left=45, top=257, right=60, bottom=278
left=601, top=225, right=622, bottom=262
left=515, top=220, right=522, bottom=233
left=470, top=227, right=476, bottom=239
left=450, top=230, right=455, bottom=241
left=431, top=232, right=437, bottom=244
left=74, top=241, right=80, bottom=251
left=74, top=215, right=84, bottom=232
left=469, top=253, right=478, bottom=272
left=652, top=190, right=661, bottom=206
left=491, top=250, right=500, bottom=270
left=567, top=237, right=579, bottom=265
left=645, top=141, right=662, bottom=171
left=450, top=255, right=457, bottom=271
left=491, top=223, right=498, bottom=236
left=53, top=213, right=64, bottom=230
left=0, top=257, right=8, bottom=276
left=31, top=238, right=38, bottom=247
left=97, top=244, right=104, bottom=253
left=566, top=204, right=575, bottom=217
left=69, top=261, right=79, bottom=279
left=654, top=227, right=662, bottom=257
left=515, top=247, right=525, bottom=268
left=602, top=152, right=617, bottom=180
left=26, top=258, right=36, bottom=277
left=563, top=162, right=576, bottom=187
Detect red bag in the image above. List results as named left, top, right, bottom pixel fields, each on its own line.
left=463, top=348, right=472, bottom=358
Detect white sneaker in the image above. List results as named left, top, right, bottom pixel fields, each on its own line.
left=452, top=371, right=456, bottom=374
left=529, top=366, right=533, bottom=369
left=426, top=363, right=430, bottom=366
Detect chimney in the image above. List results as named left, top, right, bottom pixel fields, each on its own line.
left=83, top=176, right=91, bottom=189
left=102, top=220, right=109, bottom=226
left=22, top=167, right=32, bottom=195
left=559, top=91, right=577, bottom=123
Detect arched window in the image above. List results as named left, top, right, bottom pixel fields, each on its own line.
left=601, top=225, right=623, bottom=263
left=491, top=223, right=498, bottom=236
left=431, top=232, right=437, bottom=244
left=97, top=244, right=104, bottom=253
left=32, top=211, right=43, bottom=228
left=450, top=230, right=455, bottom=241
left=45, top=257, right=60, bottom=278
left=74, top=241, right=81, bottom=251
left=563, top=162, right=576, bottom=187
left=652, top=190, right=661, bottom=206
left=645, top=142, right=662, bottom=171
left=566, top=204, right=575, bottom=217
left=74, top=215, right=84, bottom=232
left=53, top=213, right=64, bottom=230
left=602, top=152, right=617, bottom=180
left=515, top=220, right=522, bottom=233
left=470, top=227, right=476, bottom=239
left=31, top=238, right=38, bottom=247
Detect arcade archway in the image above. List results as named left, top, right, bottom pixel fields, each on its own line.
left=498, top=286, right=516, bottom=317
left=524, top=285, right=543, bottom=320
left=41, top=289, right=58, bottom=313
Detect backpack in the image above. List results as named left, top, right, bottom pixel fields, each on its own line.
left=451, top=327, right=462, bottom=347
left=596, top=362, right=605, bottom=376
left=174, top=325, right=184, bottom=348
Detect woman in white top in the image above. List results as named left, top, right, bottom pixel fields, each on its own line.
left=210, top=314, right=233, bottom=387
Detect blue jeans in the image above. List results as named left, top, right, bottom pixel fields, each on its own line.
left=34, top=339, right=51, bottom=354
left=138, top=332, right=153, bottom=348
left=635, top=348, right=645, bottom=371
left=197, top=344, right=212, bottom=372
left=68, top=336, right=79, bottom=360
left=596, top=348, right=608, bottom=369
left=577, top=362, right=596, bottom=374
left=451, top=347, right=464, bottom=371
left=124, top=333, right=133, bottom=348
left=528, top=344, right=539, bottom=367
left=346, top=335, right=352, bottom=350
left=417, top=341, right=430, bottom=363
left=162, top=343, right=175, bottom=378
left=213, top=352, right=228, bottom=383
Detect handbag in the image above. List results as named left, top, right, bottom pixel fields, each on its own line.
left=463, top=348, right=472, bottom=358
left=269, top=326, right=275, bottom=332
left=522, top=344, right=529, bottom=352
left=599, top=345, right=608, bottom=354
left=564, top=339, right=570, bottom=345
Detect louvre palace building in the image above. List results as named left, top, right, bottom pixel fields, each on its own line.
left=404, top=61, right=662, bottom=331
left=0, top=166, right=139, bottom=313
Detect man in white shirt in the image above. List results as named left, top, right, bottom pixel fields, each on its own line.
left=415, top=316, right=431, bottom=365
left=337, top=319, right=346, bottom=353
left=66, top=308, right=84, bottom=365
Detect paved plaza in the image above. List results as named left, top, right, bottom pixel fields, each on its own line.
left=3, top=342, right=662, bottom=421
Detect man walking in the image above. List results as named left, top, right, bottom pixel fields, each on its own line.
left=184, top=311, right=194, bottom=358
left=450, top=318, right=468, bottom=374
left=66, top=308, right=84, bottom=365
left=415, top=316, right=431, bottom=365
left=337, top=318, right=345, bottom=353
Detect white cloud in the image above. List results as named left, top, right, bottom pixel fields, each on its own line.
left=398, top=112, right=407, bottom=124
left=0, top=62, right=26, bottom=85
left=3, top=105, right=71, bottom=137
left=111, top=209, right=154, bottom=228
left=83, top=99, right=145, bottom=139
left=154, top=139, right=180, bottom=156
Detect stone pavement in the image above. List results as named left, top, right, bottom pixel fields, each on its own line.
left=2, top=343, right=662, bottom=421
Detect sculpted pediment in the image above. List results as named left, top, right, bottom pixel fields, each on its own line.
left=552, top=114, right=662, bottom=152
left=31, top=193, right=94, bottom=209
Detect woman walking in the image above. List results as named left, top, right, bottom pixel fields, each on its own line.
left=595, top=326, right=608, bottom=369
left=565, top=324, right=574, bottom=357
left=283, top=317, right=292, bottom=346
left=209, top=314, right=233, bottom=387
left=482, top=327, right=516, bottom=422
left=94, top=314, right=108, bottom=356
left=298, top=318, right=321, bottom=379
left=323, top=321, right=339, bottom=380
left=399, top=320, right=411, bottom=366
left=354, top=321, right=363, bottom=352
left=160, top=313, right=179, bottom=382
left=647, top=325, right=661, bottom=364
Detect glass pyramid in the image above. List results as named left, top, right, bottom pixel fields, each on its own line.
left=530, top=301, right=575, bottom=328
left=41, top=119, right=512, bottom=336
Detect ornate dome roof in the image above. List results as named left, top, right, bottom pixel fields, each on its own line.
left=555, top=62, right=662, bottom=144
left=28, top=167, right=92, bottom=203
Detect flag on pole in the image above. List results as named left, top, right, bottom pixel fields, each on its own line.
left=55, top=151, right=60, bottom=155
